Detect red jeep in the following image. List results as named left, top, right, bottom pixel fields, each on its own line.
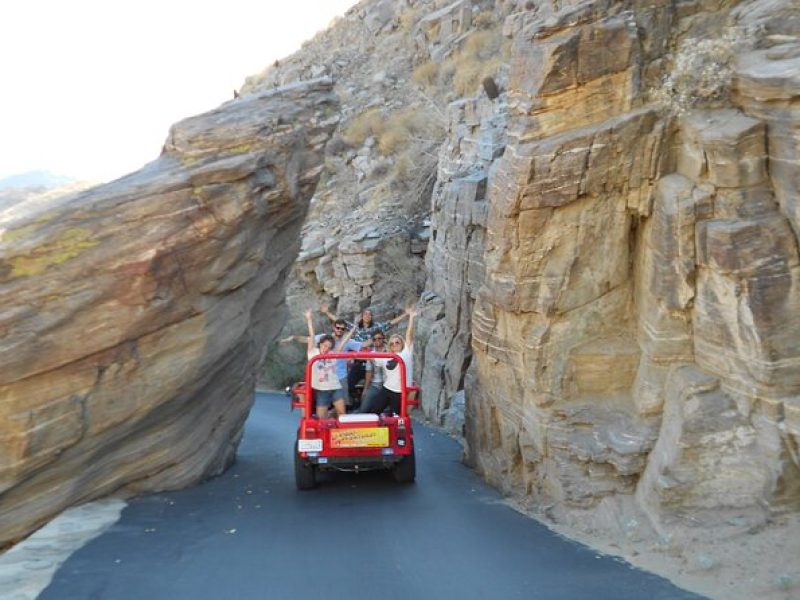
left=289, top=350, right=419, bottom=490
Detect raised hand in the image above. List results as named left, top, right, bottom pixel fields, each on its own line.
left=404, top=305, right=418, bottom=348
left=305, top=309, right=315, bottom=353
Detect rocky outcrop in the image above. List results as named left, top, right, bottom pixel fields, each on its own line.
left=417, top=0, right=474, bottom=61
left=416, top=88, right=508, bottom=434
left=247, top=0, right=458, bottom=386
left=410, top=0, right=800, bottom=542
left=239, top=2, right=800, bottom=548
left=0, top=78, right=338, bottom=546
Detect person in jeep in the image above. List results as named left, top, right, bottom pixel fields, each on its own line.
left=363, top=306, right=417, bottom=415
left=304, top=309, right=357, bottom=418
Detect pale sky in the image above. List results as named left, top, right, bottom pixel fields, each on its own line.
left=0, top=0, right=356, bottom=183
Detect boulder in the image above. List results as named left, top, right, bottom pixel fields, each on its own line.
left=0, top=78, right=339, bottom=546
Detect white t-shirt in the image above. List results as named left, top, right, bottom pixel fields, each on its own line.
left=308, top=348, right=340, bottom=390
left=374, top=347, right=413, bottom=393
left=314, top=334, right=361, bottom=379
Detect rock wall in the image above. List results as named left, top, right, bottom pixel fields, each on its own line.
left=416, top=0, right=800, bottom=538
left=416, top=88, right=508, bottom=433
left=0, top=79, right=338, bottom=546
left=469, top=0, right=673, bottom=509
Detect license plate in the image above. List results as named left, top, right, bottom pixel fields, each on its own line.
left=330, top=427, right=389, bottom=448
left=298, top=439, right=323, bottom=453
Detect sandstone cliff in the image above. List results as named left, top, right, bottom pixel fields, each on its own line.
left=0, top=79, right=338, bottom=546
left=455, top=0, right=800, bottom=534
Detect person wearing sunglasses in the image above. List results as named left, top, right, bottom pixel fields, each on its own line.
left=304, top=309, right=357, bottom=418
left=365, top=306, right=418, bottom=416
left=327, top=318, right=364, bottom=407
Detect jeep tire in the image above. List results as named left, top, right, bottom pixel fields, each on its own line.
left=392, top=449, right=416, bottom=483
left=294, top=446, right=317, bottom=490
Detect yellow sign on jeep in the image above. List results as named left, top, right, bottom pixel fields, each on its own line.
left=330, top=427, right=389, bottom=448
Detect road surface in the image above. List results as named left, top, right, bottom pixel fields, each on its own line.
left=41, top=392, right=704, bottom=599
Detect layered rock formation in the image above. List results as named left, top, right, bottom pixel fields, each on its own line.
left=416, top=88, right=507, bottom=433
left=412, top=0, right=800, bottom=544
left=0, top=79, right=338, bottom=546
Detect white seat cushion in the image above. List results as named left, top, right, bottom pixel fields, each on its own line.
left=338, top=414, right=380, bottom=423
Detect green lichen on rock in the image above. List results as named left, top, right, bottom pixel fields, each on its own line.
left=225, top=143, right=253, bottom=155
left=9, top=227, right=100, bottom=277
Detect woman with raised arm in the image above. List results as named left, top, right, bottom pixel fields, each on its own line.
left=367, top=305, right=418, bottom=416
left=305, top=309, right=357, bottom=418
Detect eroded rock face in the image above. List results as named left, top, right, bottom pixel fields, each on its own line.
left=0, top=79, right=338, bottom=546
left=416, top=91, right=507, bottom=434
left=416, top=0, right=474, bottom=62
left=417, top=0, right=800, bottom=536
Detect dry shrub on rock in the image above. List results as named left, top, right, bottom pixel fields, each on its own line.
left=473, top=10, right=495, bottom=30
left=378, top=106, right=441, bottom=156
left=399, top=6, right=422, bottom=31
left=343, top=108, right=385, bottom=146
left=447, top=29, right=508, bottom=96
left=412, top=61, right=440, bottom=88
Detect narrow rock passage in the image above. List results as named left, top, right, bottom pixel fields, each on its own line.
left=41, top=393, right=704, bottom=599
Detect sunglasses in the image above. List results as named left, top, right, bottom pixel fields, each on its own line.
left=373, top=336, right=384, bottom=341
left=334, top=326, right=345, bottom=331
left=389, top=340, right=402, bottom=346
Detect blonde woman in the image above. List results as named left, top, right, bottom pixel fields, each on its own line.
left=366, top=306, right=417, bottom=415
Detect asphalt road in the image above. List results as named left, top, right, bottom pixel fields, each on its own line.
left=42, top=392, right=704, bottom=599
